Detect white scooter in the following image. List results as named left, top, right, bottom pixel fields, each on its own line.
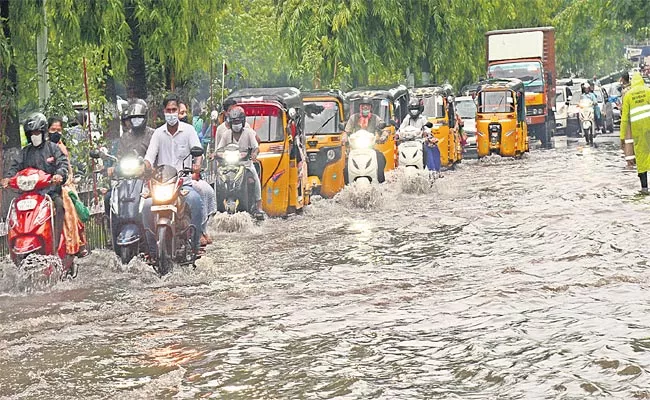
left=347, top=129, right=379, bottom=185
left=578, top=97, right=595, bottom=146
left=396, top=122, right=434, bottom=171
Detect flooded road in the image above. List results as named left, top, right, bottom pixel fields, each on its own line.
left=1, top=134, right=649, bottom=399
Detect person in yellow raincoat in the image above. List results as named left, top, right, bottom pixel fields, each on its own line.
left=620, top=72, right=650, bottom=194
left=48, top=116, right=88, bottom=257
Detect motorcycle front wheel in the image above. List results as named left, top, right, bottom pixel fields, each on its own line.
left=118, top=244, right=137, bottom=265
left=156, top=226, right=173, bottom=276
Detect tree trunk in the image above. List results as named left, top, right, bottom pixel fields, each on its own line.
left=420, top=57, right=431, bottom=86
left=1, top=0, right=21, bottom=149
left=125, top=0, right=147, bottom=99
left=104, top=57, right=120, bottom=140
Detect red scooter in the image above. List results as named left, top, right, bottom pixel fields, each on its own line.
left=6, top=167, right=75, bottom=277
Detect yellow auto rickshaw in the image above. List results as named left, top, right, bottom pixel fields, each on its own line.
left=346, top=86, right=410, bottom=172
left=411, top=85, right=462, bottom=167
left=475, top=79, right=528, bottom=158
left=225, top=87, right=309, bottom=217
left=301, top=90, right=347, bottom=198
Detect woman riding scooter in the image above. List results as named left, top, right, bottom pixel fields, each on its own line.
left=343, top=97, right=388, bottom=183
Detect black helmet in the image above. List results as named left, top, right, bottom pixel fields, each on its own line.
left=24, top=112, right=48, bottom=135
left=359, top=96, right=372, bottom=106
left=408, top=98, right=423, bottom=117
left=126, top=99, right=148, bottom=118
left=227, top=106, right=246, bottom=133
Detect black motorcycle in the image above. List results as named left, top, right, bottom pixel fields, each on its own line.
left=90, top=149, right=145, bottom=264
left=213, top=144, right=261, bottom=218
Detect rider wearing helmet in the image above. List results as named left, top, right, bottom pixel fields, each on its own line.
left=581, top=82, right=603, bottom=134
left=343, top=97, right=388, bottom=183
left=399, top=98, right=428, bottom=130
left=117, top=99, right=154, bottom=158
left=216, top=106, right=266, bottom=218
left=215, top=99, right=252, bottom=146
left=3, top=113, right=70, bottom=249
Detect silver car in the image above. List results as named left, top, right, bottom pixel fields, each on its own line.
left=455, top=96, right=477, bottom=157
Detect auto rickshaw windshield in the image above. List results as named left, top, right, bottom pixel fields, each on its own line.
left=349, top=99, right=390, bottom=123
left=478, top=91, right=515, bottom=113
left=304, top=101, right=340, bottom=134
left=240, top=104, right=285, bottom=142
left=455, top=100, right=477, bottom=119
left=421, top=96, right=445, bottom=119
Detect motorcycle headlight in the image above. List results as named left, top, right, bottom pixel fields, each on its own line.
left=582, top=120, right=591, bottom=129
left=152, top=184, right=175, bottom=202
left=17, top=174, right=39, bottom=191
left=327, top=149, right=336, bottom=161
left=119, top=157, right=143, bottom=176
left=224, top=150, right=240, bottom=164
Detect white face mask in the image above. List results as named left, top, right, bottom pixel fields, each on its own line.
left=131, top=117, right=145, bottom=128
left=31, top=133, right=43, bottom=147
left=231, top=123, right=243, bottom=133
left=164, top=113, right=179, bottom=126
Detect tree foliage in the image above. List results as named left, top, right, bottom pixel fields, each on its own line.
left=0, top=0, right=649, bottom=149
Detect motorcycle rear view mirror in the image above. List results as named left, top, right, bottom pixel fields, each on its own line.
left=190, top=146, right=204, bottom=157
left=377, top=122, right=387, bottom=130
left=89, top=149, right=101, bottom=159
left=339, top=122, right=346, bottom=131
left=389, top=119, right=398, bottom=128
left=424, top=122, right=434, bottom=128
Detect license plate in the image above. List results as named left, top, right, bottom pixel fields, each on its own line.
left=16, top=199, right=37, bottom=211
left=151, top=204, right=177, bottom=213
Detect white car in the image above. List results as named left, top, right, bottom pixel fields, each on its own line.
left=455, top=96, right=477, bottom=156
left=555, top=86, right=573, bottom=135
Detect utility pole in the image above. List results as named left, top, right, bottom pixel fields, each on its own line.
left=36, top=0, right=49, bottom=109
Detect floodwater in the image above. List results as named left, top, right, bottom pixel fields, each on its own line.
left=1, top=134, right=649, bottom=399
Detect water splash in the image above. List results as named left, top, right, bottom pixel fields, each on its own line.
left=396, top=167, right=434, bottom=195
left=333, top=181, right=384, bottom=210
left=0, top=254, right=64, bottom=293
left=208, top=212, right=256, bottom=234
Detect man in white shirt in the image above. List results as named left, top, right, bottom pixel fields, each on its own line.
left=142, top=94, right=205, bottom=256
left=216, top=106, right=265, bottom=218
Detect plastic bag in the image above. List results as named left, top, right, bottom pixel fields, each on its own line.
left=68, top=191, right=90, bottom=222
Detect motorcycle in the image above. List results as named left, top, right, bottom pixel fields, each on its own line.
left=578, top=97, right=596, bottom=145
left=6, top=168, right=75, bottom=277
left=90, top=149, right=145, bottom=264
left=146, top=146, right=204, bottom=276
left=213, top=143, right=261, bottom=219
left=346, top=129, right=380, bottom=185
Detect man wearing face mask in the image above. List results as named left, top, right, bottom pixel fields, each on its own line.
left=142, top=94, right=205, bottom=258
left=2, top=113, right=69, bottom=250
left=216, top=106, right=266, bottom=219
left=116, top=99, right=154, bottom=159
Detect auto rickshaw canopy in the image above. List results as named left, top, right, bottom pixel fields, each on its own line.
left=227, top=87, right=303, bottom=113
left=476, top=78, right=525, bottom=94
left=347, top=85, right=409, bottom=103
